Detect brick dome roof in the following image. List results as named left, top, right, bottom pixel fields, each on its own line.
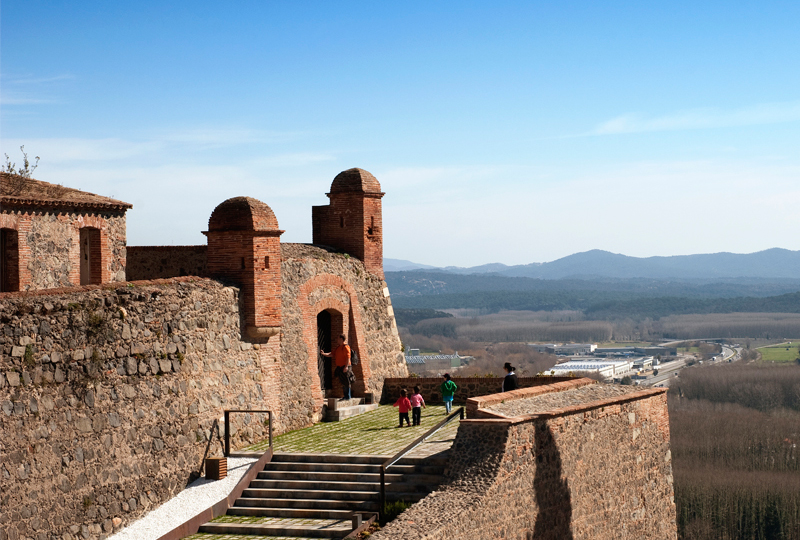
left=330, top=168, right=382, bottom=194
left=208, top=196, right=280, bottom=232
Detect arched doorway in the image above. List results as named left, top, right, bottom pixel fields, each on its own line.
left=317, top=308, right=345, bottom=398
left=317, top=311, right=333, bottom=394
left=0, top=228, right=19, bottom=292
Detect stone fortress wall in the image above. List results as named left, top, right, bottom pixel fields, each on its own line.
left=0, top=246, right=406, bottom=540
left=373, top=379, right=677, bottom=540
left=0, top=168, right=408, bottom=540
left=0, top=279, right=276, bottom=540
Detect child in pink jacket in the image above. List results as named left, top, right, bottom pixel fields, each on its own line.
left=393, top=388, right=412, bottom=427
left=409, top=385, right=426, bottom=426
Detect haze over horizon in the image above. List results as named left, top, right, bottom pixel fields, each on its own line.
left=3, top=1, right=799, bottom=267
left=387, top=246, right=800, bottom=271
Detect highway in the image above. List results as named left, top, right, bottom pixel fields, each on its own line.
left=639, top=344, right=740, bottom=388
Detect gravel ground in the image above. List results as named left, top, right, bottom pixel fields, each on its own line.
left=107, top=456, right=258, bottom=540
left=485, top=384, right=639, bottom=417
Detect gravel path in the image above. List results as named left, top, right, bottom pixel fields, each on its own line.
left=486, top=384, right=639, bottom=417
left=108, top=456, right=258, bottom=540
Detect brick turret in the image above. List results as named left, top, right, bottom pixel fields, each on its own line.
left=312, top=168, right=385, bottom=278
left=204, top=197, right=284, bottom=339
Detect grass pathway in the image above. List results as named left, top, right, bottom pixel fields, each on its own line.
left=244, top=405, right=460, bottom=456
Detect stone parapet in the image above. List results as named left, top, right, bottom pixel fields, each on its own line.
left=380, top=376, right=577, bottom=405
left=371, top=382, right=677, bottom=540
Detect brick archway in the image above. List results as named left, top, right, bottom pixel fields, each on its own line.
left=298, top=274, right=373, bottom=407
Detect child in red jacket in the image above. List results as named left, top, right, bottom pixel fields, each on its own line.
left=393, top=388, right=412, bottom=427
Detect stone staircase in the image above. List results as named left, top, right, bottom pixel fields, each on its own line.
left=324, top=397, right=379, bottom=422
left=196, top=451, right=447, bottom=539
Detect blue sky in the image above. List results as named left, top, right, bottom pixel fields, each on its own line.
left=2, top=1, right=799, bottom=267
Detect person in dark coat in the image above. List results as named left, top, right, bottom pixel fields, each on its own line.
left=502, top=362, right=518, bottom=392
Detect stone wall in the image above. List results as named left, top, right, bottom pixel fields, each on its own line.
left=125, top=246, right=208, bottom=281
left=0, top=279, right=276, bottom=540
left=279, top=243, right=406, bottom=428
left=372, top=383, right=677, bottom=540
left=380, top=376, right=576, bottom=405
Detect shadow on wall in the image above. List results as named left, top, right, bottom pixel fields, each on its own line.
left=532, top=422, right=574, bottom=540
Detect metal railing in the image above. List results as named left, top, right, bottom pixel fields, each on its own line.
left=223, top=409, right=273, bottom=457
left=379, top=406, right=464, bottom=513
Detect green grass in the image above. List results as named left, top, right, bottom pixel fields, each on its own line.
left=758, top=344, right=800, bottom=363
left=244, top=405, right=459, bottom=456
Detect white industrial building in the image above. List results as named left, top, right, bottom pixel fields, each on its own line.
left=548, top=359, right=634, bottom=379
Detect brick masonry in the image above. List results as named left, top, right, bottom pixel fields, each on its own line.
left=372, top=380, right=677, bottom=540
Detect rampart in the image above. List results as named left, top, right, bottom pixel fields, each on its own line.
left=0, top=279, right=277, bottom=540
left=380, top=376, right=576, bottom=405
left=0, top=243, right=406, bottom=539
left=373, top=379, right=677, bottom=540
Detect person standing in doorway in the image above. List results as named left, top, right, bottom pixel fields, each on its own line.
left=502, top=362, right=518, bottom=392
left=321, top=333, right=352, bottom=400
left=440, top=373, right=457, bottom=414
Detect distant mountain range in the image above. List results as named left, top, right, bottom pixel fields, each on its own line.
left=386, top=248, right=800, bottom=280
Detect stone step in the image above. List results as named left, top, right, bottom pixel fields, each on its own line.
left=263, top=461, right=444, bottom=475
left=198, top=517, right=351, bottom=539
left=247, top=479, right=436, bottom=492
left=243, top=488, right=380, bottom=501
left=325, top=403, right=379, bottom=422
left=235, top=497, right=380, bottom=512
left=186, top=534, right=320, bottom=540
left=271, top=453, right=387, bottom=465
left=228, top=505, right=356, bottom=520
left=270, top=452, right=448, bottom=468
left=256, top=470, right=406, bottom=483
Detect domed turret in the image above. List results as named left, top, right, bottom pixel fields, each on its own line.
left=204, top=196, right=283, bottom=340
left=312, top=168, right=385, bottom=279
left=208, top=196, right=280, bottom=232
left=330, top=168, right=382, bottom=194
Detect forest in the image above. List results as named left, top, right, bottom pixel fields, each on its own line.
left=387, top=271, right=800, bottom=320
left=670, top=365, right=800, bottom=539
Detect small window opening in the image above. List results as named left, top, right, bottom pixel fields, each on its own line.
left=339, top=216, right=344, bottom=228
left=368, top=216, right=375, bottom=235
left=264, top=256, right=270, bottom=269
left=240, top=257, right=246, bottom=270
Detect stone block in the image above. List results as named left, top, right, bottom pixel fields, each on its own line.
left=6, top=372, right=20, bottom=387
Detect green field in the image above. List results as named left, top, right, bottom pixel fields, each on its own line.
left=758, top=343, right=800, bottom=363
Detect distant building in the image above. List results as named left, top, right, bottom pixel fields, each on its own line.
left=548, top=359, right=632, bottom=379
left=404, top=352, right=472, bottom=372
left=596, top=346, right=676, bottom=358
left=530, top=343, right=597, bottom=355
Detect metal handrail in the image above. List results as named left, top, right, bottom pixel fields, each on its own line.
left=223, top=409, right=273, bottom=457
left=379, top=406, right=464, bottom=514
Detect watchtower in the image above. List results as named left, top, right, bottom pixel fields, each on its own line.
left=312, top=168, right=385, bottom=279
left=204, top=196, right=283, bottom=339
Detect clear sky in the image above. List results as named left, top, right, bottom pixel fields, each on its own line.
left=2, top=1, right=799, bottom=267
